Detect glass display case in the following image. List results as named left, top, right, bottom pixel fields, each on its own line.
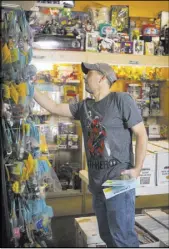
left=31, top=62, right=84, bottom=197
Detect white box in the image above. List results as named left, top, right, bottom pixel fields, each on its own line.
left=75, top=216, right=161, bottom=247
left=133, top=146, right=156, bottom=187
left=148, top=125, right=160, bottom=138
left=75, top=216, right=106, bottom=248
left=156, top=152, right=169, bottom=186
left=147, top=143, right=169, bottom=186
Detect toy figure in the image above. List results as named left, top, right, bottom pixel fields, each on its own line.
left=97, top=37, right=114, bottom=53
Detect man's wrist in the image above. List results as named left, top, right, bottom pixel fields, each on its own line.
left=134, top=167, right=141, bottom=177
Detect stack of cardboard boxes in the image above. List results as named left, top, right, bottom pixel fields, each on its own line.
left=133, top=140, right=169, bottom=187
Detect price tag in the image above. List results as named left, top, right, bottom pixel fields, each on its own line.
left=129, top=60, right=139, bottom=65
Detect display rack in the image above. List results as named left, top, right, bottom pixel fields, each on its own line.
left=32, top=50, right=169, bottom=67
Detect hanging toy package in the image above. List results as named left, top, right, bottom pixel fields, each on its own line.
left=1, top=5, right=58, bottom=248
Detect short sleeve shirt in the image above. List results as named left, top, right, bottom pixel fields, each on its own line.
left=69, top=92, right=143, bottom=193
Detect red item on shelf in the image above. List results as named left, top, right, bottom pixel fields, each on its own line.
left=142, top=24, right=160, bottom=37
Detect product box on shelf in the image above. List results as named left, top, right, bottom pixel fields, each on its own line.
left=121, top=41, right=133, bottom=54
left=57, top=134, right=67, bottom=149
left=146, top=143, right=169, bottom=186
left=133, top=40, right=144, bottom=55
left=86, top=32, right=99, bottom=52
left=148, top=125, right=161, bottom=139
left=142, top=24, right=160, bottom=37
left=112, top=41, right=121, bottom=53
left=110, top=5, right=129, bottom=34
left=145, top=42, right=154, bottom=55
left=133, top=145, right=156, bottom=187
left=68, top=134, right=79, bottom=149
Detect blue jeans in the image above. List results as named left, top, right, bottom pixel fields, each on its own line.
left=92, top=189, right=139, bottom=248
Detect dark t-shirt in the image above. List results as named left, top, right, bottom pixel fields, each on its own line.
left=69, top=92, right=143, bottom=194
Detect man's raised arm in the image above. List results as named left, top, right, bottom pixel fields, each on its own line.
left=34, top=88, right=73, bottom=117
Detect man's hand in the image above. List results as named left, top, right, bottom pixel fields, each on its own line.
left=121, top=168, right=141, bottom=179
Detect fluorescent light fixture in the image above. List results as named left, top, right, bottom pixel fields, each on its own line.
left=32, top=41, right=60, bottom=50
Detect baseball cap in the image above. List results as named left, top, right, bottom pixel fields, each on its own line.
left=81, top=62, right=117, bottom=84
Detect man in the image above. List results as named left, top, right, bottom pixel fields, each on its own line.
left=34, top=62, right=148, bottom=247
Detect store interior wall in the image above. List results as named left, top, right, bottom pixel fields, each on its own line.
left=3, top=1, right=169, bottom=18
left=73, top=1, right=169, bottom=18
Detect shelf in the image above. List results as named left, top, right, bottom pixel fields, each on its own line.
left=32, top=49, right=87, bottom=64
left=136, top=186, right=169, bottom=196
left=35, top=81, right=80, bottom=86
left=79, top=170, right=168, bottom=196
left=32, top=50, right=169, bottom=67
left=46, top=189, right=82, bottom=199
left=86, top=53, right=169, bottom=67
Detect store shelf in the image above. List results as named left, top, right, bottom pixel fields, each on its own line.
left=86, top=53, right=169, bottom=67
left=79, top=170, right=169, bottom=196
left=136, top=186, right=168, bottom=196
left=35, top=81, right=80, bottom=86
left=46, top=189, right=82, bottom=199
left=32, top=49, right=87, bottom=64
left=32, top=50, right=169, bottom=67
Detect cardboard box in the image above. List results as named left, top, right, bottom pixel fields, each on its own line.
left=133, top=146, right=156, bottom=187
left=75, top=216, right=106, bottom=247
left=75, top=215, right=161, bottom=247
left=147, top=143, right=169, bottom=186
left=156, top=152, right=169, bottom=186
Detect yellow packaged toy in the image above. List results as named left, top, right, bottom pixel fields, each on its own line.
left=64, top=85, right=78, bottom=103
left=145, top=67, right=156, bottom=80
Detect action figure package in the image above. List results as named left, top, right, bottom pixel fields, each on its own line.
left=127, top=84, right=142, bottom=100
left=142, top=83, right=150, bottom=100
left=136, top=99, right=150, bottom=117
left=145, top=42, right=154, bottom=55
left=121, top=42, right=133, bottom=54
left=68, top=134, right=79, bottom=149
left=58, top=122, right=75, bottom=134
left=149, top=83, right=161, bottom=116
left=87, top=7, right=110, bottom=31
left=57, top=134, right=67, bottom=149
left=86, top=32, right=99, bottom=52
left=58, top=123, right=69, bottom=134
left=63, top=85, right=79, bottom=103
left=111, top=5, right=129, bottom=34
left=112, top=42, right=121, bottom=53
left=133, top=40, right=144, bottom=55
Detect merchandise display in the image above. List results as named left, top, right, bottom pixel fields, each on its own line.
left=0, top=5, right=62, bottom=247
left=25, top=5, right=168, bottom=55
left=31, top=62, right=83, bottom=193
left=0, top=2, right=169, bottom=245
